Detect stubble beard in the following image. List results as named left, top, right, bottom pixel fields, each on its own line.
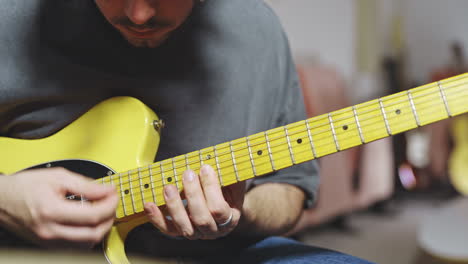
left=124, top=34, right=169, bottom=48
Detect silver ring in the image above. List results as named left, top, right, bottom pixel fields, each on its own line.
left=217, top=211, right=233, bottom=228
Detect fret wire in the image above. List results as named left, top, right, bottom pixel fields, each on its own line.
left=379, top=98, right=392, bottom=136
left=246, top=136, right=257, bottom=177
left=264, top=131, right=276, bottom=171
left=229, top=141, right=240, bottom=182
left=352, top=106, right=365, bottom=144
left=148, top=165, right=157, bottom=204
left=438, top=81, right=452, bottom=117
left=283, top=126, right=296, bottom=164
left=198, top=150, right=204, bottom=168
left=119, top=173, right=128, bottom=216
left=171, top=158, right=180, bottom=190
left=160, top=161, right=166, bottom=187
left=407, top=90, right=421, bottom=126
left=109, top=173, right=117, bottom=218
left=305, top=119, right=318, bottom=158
left=185, top=154, right=190, bottom=170
left=137, top=168, right=145, bottom=208
left=127, top=171, right=136, bottom=213
left=213, top=146, right=224, bottom=185
left=110, top=173, right=114, bottom=187
left=328, top=113, right=341, bottom=151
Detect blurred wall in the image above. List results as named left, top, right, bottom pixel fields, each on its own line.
left=266, top=0, right=355, bottom=82
left=268, top=0, right=468, bottom=90
left=404, top=0, right=468, bottom=83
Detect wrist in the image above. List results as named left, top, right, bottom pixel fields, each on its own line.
left=231, top=195, right=265, bottom=238
left=0, top=176, right=16, bottom=217
left=0, top=177, right=13, bottom=225
left=0, top=176, right=10, bottom=203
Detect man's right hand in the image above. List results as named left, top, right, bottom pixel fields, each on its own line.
left=0, top=168, right=118, bottom=248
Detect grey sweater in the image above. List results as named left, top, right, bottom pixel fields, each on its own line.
left=0, top=0, right=319, bottom=258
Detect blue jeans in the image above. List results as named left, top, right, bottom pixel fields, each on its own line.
left=201, top=236, right=374, bottom=264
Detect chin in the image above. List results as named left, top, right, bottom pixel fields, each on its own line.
left=124, top=34, right=169, bottom=48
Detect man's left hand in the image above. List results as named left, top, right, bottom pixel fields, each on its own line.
left=144, top=164, right=245, bottom=240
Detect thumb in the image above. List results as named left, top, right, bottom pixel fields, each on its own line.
left=61, top=170, right=116, bottom=201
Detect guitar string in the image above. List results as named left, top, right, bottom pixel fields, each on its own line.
left=120, top=98, right=468, bottom=211
left=119, top=76, right=468, bottom=188
left=284, top=74, right=467, bottom=123
left=144, top=77, right=468, bottom=169
left=114, top=91, right=468, bottom=209
left=105, top=80, right=468, bottom=193
left=104, top=80, right=468, bottom=189
left=261, top=74, right=467, bottom=126
left=223, top=77, right=468, bottom=149
left=120, top=103, right=468, bottom=211
left=114, top=98, right=468, bottom=211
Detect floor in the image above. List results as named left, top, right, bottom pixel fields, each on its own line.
left=297, top=195, right=467, bottom=264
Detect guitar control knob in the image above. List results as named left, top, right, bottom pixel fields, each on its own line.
left=153, top=119, right=165, bottom=134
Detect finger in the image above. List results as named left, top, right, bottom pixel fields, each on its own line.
left=164, top=184, right=196, bottom=238
left=218, top=208, right=240, bottom=232
left=199, top=165, right=232, bottom=225
left=144, top=202, right=179, bottom=236
left=43, top=217, right=114, bottom=244
left=182, top=170, right=217, bottom=234
left=58, top=169, right=117, bottom=201
left=199, top=209, right=241, bottom=240
left=53, top=190, right=118, bottom=226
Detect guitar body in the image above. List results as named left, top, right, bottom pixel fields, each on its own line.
left=449, top=115, right=468, bottom=195
left=0, top=97, right=161, bottom=264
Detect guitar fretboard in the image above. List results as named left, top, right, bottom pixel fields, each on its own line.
left=100, top=73, right=468, bottom=220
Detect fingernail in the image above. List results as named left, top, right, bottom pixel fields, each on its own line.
left=164, top=185, right=176, bottom=199
left=201, top=164, right=211, bottom=175
left=184, top=170, right=195, bottom=182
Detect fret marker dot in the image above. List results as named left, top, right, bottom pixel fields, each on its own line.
left=297, top=139, right=303, bottom=144
left=206, top=155, right=211, bottom=160
left=144, top=184, right=149, bottom=189
left=124, top=190, right=129, bottom=195
left=167, top=177, right=173, bottom=183
left=257, top=150, right=263, bottom=156
left=396, top=109, right=401, bottom=115
left=343, top=125, right=349, bottom=131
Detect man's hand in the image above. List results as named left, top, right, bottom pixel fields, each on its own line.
left=144, top=164, right=245, bottom=240
left=0, top=168, right=118, bottom=248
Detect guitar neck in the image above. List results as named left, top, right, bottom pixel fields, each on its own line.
left=102, top=73, right=468, bottom=220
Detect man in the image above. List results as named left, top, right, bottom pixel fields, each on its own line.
left=0, top=0, right=372, bottom=263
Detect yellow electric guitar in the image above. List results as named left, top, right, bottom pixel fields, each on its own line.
left=1, top=73, right=468, bottom=263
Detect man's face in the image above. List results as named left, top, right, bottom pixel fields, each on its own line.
left=95, top=0, right=194, bottom=48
